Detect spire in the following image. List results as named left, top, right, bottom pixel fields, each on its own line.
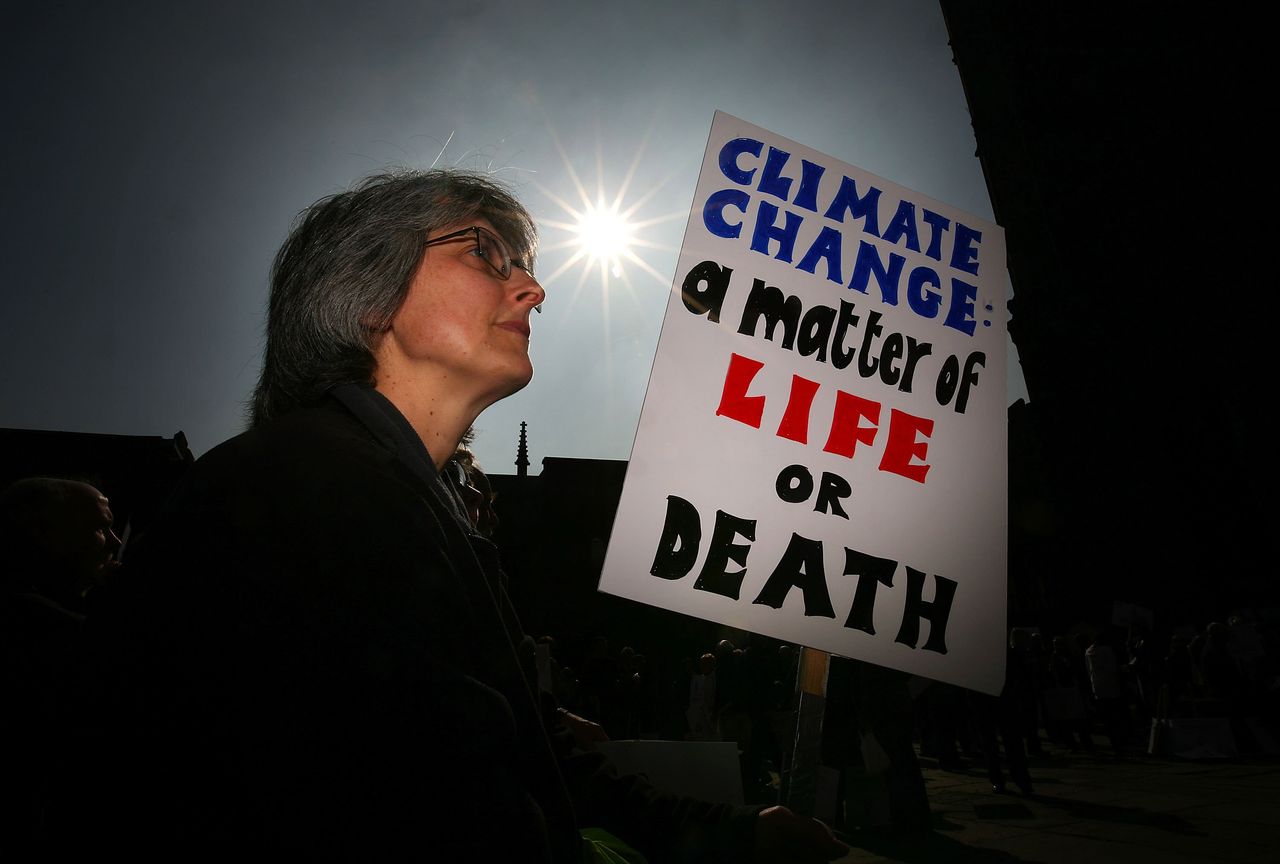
left=515, top=421, right=529, bottom=477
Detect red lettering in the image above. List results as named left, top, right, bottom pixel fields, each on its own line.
left=712, top=353, right=936, bottom=484
left=716, top=352, right=766, bottom=428
left=775, top=374, right=821, bottom=443
left=822, top=390, right=880, bottom=459
left=879, top=409, right=933, bottom=482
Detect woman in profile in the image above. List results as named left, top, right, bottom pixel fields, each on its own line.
left=72, top=170, right=845, bottom=863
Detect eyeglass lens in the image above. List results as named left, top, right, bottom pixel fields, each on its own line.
left=473, top=227, right=511, bottom=279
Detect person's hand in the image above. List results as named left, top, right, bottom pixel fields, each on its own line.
left=558, top=708, right=610, bottom=750
left=754, top=805, right=849, bottom=863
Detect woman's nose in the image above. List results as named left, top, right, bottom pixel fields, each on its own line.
left=512, top=270, right=546, bottom=312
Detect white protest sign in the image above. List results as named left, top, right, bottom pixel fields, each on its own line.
left=599, top=112, right=1007, bottom=695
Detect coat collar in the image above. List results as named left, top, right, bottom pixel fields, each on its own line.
left=328, top=384, right=475, bottom=529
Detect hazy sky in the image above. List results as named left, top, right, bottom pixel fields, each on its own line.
left=2, top=0, right=1017, bottom=473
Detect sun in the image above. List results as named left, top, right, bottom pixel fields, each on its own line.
left=573, top=199, right=636, bottom=278
left=533, top=123, right=685, bottom=316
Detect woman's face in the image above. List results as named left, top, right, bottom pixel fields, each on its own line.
left=378, top=216, right=545, bottom=408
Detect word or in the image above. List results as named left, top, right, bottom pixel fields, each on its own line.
left=775, top=464, right=852, bottom=520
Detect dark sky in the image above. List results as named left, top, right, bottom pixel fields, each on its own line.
left=1, top=0, right=1008, bottom=472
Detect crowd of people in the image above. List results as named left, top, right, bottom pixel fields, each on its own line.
left=519, top=613, right=1280, bottom=815
left=914, top=617, right=1278, bottom=790
left=5, top=459, right=1279, bottom=855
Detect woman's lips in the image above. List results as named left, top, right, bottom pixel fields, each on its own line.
left=497, top=320, right=530, bottom=338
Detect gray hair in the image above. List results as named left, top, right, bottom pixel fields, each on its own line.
left=250, top=169, right=537, bottom=426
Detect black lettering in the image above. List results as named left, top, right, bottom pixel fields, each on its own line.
left=797, top=303, right=837, bottom=363
left=842, top=548, right=897, bottom=634
left=878, top=332, right=904, bottom=387
left=649, top=495, right=701, bottom=580
left=894, top=566, right=958, bottom=654
left=830, top=300, right=860, bottom=370
left=752, top=533, right=835, bottom=618
left=775, top=464, right=814, bottom=503
left=814, top=472, right=851, bottom=520
left=738, top=278, right=802, bottom=349
left=898, top=336, right=931, bottom=393
left=857, top=311, right=884, bottom=378
left=680, top=260, right=733, bottom=323
left=692, top=510, right=757, bottom=600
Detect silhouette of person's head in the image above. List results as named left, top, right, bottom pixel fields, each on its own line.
left=1, top=478, right=121, bottom=608
left=698, top=652, right=717, bottom=675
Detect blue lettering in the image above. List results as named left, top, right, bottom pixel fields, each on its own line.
left=758, top=146, right=795, bottom=202
left=848, top=240, right=904, bottom=306
left=950, top=222, right=982, bottom=275
left=797, top=226, right=844, bottom=284
left=719, top=137, right=763, bottom=186
left=794, top=160, right=826, bottom=212
left=944, top=278, right=977, bottom=335
left=703, top=189, right=750, bottom=239
left=750, top=201, right=803, bottom=263
left=823, top=176, right=882, bottom=237
left=921, top=209, right=950, bottom=261
left=906, top=266, right=942, bottom=319
left=881, top=200, right=921, bottom=253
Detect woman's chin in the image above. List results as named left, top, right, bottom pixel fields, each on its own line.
left=487, top=365, right=535, bottom=404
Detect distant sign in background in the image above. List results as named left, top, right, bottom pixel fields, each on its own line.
left=599, top=112, right=1008, bottom=694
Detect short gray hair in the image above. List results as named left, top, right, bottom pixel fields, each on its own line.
left=250, top=169, right=537, bottom=426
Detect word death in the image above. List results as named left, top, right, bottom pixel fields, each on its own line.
left=649, top=495, right=956, bottom=654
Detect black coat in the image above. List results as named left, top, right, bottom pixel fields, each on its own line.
left=71, top=387, right=752, bottom=862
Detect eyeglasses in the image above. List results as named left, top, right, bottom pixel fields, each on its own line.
left=424, top=225, right=541, bottom=313
left=425, top=225, right=533, bottom=281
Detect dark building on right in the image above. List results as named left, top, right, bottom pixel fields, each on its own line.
left=940, top=4, right=1269, bottom=629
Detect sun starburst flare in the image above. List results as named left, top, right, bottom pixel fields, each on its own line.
left=573, top=199, right=635, bottom=279
left=533, top=121, right=687, bottom=327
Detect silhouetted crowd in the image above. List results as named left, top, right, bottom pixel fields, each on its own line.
left=4, top=469, right=1279, bottom=857
left=536, top=635, right=802, bottom=797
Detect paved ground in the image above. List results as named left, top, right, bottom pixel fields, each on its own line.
left=832, top=748, right=1279, bottom=863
